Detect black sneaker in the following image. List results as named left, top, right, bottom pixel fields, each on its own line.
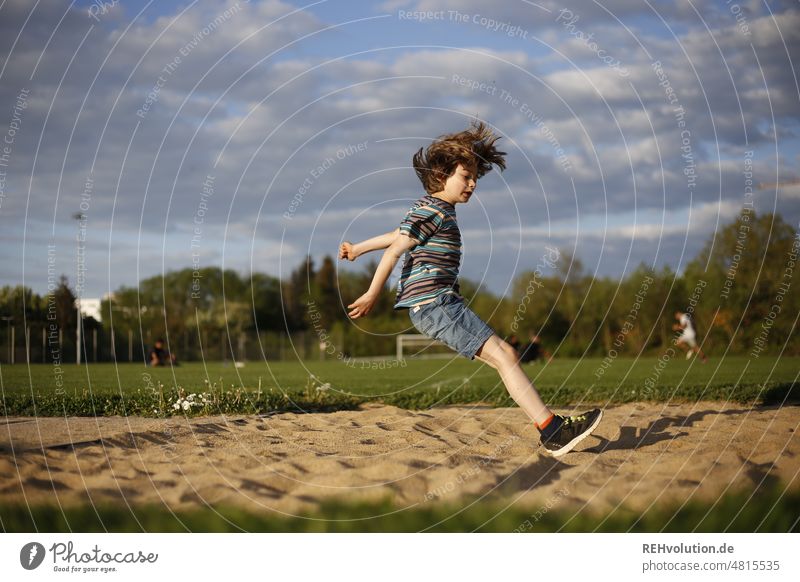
left=540, top=409, right=603, bottom=457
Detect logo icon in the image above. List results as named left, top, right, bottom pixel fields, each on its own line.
left=20, top=542, right=46, bottom=570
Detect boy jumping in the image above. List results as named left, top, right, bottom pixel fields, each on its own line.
left=339, top=121, right=602, bottom=457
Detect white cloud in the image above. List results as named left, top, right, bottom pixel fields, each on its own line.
left=0, top=0, right=797, bottom=297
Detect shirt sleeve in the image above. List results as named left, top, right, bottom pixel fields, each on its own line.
left=399, top=204, right=445, bottom=246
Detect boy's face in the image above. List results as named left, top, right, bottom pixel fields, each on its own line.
left=439, top=162, right=478, bottom=204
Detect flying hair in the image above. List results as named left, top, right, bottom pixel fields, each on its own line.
left=412, top=120, right=507, bottom=195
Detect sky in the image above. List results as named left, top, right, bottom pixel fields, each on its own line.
left=0, top=0, right=798, bottom=303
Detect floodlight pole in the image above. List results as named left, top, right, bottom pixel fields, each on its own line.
left=73, top=212, right=82, bottom=365
left=76, top=296, right=82, bottom=365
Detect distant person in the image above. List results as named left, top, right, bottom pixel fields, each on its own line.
left=673, top=311, right=708, bottom=363
left=148, top=338, right=177, bottom=366
left=520, top=333, right=552, bottom=364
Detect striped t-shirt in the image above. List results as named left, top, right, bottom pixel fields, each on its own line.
left=394, top=195, right=461, bottom=309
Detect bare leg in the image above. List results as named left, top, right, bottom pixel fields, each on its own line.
left=475, top=334, right=552, bottom=426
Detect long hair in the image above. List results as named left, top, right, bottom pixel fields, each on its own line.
left=413, top=120, right=507, bottom=194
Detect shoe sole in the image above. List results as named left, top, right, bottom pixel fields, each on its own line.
left=545, top=410, right=604, bottom=458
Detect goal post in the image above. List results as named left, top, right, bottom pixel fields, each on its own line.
left=396, top=334, right=448, bottom=360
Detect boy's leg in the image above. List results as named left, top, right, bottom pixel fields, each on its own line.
left=414, top=301, right=602, bottom=456
left=474, top=334, right=553, bottom=427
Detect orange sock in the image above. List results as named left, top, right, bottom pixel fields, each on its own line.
left=537, top=413, right=555, bottom=431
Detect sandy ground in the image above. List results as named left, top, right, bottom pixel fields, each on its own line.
left=1, top=403, right=799, bottom=517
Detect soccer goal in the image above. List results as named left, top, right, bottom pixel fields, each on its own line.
left=396, top=334, right=452, bottom=360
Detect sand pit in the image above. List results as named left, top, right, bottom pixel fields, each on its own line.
left=1, top=403, right=798, bottom=517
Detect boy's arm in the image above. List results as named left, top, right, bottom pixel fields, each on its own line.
left=339, top=229, right=400, bottom=261
left=347, top=233, right=417, bottom=318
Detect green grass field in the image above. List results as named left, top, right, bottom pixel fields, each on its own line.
left=2, top=486, right=798, bottom=532
left=1, top=355, right=798, bottom=417
left=2, top=355, right=798, bottom=532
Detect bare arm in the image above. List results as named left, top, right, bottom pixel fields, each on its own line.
left=339, top=228, right=400, bottom=261
left=347, top=233, right=418, bottom=318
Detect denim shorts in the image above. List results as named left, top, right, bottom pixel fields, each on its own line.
left=408, top=292, right=495, bottom=360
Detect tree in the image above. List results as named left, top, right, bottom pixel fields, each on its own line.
left=251, top=273, right=283, bottom=331
left=313, top=255, right=340, bottom=324
left=54, top=276, right=77, bottom=335
left=283, top=255, right=316, bottom=330
left=685, top=211, right=799, bottom=353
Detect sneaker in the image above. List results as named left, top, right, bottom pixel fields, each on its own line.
left=685, top=350, right=693, bottom=360
left=540, top=409, right=603, bottom=457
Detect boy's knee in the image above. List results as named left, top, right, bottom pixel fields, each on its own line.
left=477, top=337, right=518, bottom=369
left=496, top=341, right=519, bottom=367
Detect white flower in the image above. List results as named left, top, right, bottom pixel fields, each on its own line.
left=316, top=382, right=331, bottom=392
left=172, top=401, right=181, bottom=410
left=182, top=400, right=191, bottom=411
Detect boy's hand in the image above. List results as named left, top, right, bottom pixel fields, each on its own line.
left=339, top=241, right=358, bottom=261
left=347, top=292, right=377, bottom=319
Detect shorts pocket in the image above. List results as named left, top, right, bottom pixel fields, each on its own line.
left=409, top=308, right=434, bottom=336
left=415, top=306, right=451, bottom=338
left=408, top=307, right=427, bottom=334
left=439, top=295, right=464, bottom=321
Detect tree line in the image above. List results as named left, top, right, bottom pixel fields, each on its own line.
left=0, top=211, right=797, bottom=362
